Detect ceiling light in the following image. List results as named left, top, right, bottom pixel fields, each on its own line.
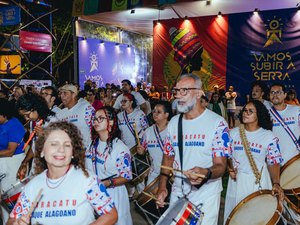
left=218, top=11, right=222, bottom=17
left=254, top=8, right=259, bottom=14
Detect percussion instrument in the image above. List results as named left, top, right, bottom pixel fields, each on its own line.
left=135, top=176, right=172, bottom=224
left=130, top=145, right=150, bottom=186
left=225, top=190, right=283, bottom=225
left=280, top=154, right=300, bottom=214
left=156, top=197, right=204, bottom=225
left=1, top=176, right=32, bottom=212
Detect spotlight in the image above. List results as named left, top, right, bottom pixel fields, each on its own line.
left=100, top=40, right=104, bottom=45
left=130, top=9, right=135, bottom=14
left=254, top=8, right=259, bottom=14
left=298, top=5, right=300, bottom=11
left=157, top=20, right=161, bottom=25
left=127, top=45, right=130, bottom=48
left=218, top=11, right=222, bottom=17
left=115, top=43, right=120, bottom=46
left=83, top=36, right=86, bottom=40
left=184, top=16, right=188, bottom=20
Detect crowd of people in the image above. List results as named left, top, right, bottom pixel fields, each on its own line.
left=0, top=76, right=299, bottom=225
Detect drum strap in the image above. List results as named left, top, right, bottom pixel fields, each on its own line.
left=270, top=106, right=300, bottom=151
left=123, top=111, right=137, bottom=141
left=153, top=125, right=164, bottom=152
left=178, top=114, right=184, bottom=187
left=239, top=124, right=262, bottom=185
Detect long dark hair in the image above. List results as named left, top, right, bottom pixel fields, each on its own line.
left=94, top=106, right=121, bottom=153
left=16, top=93, right=55, bottom=121
left=239, top=100, right=272, bottom=131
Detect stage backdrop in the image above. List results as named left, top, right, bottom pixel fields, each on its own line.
left=153, top=15, right=228, bottom=92
left=78, top=38, right=145, bottom=89
left=153, top=8, right=300, bottom=105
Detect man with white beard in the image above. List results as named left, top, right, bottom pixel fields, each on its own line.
left=156, top=74, right=231, bottom=225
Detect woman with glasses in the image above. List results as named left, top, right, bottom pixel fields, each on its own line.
left=224, top=100, right=284, bottom=222
left=137, top=101, right=173, bottom=185
left=8, top=121, right=117, bottom=225
left=86, top=106, right=133, bottom=225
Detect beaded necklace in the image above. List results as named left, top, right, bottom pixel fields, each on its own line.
left=46, top=164, right=71, bottom=189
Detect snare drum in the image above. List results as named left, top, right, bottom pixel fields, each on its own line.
left=130, top=145, right=150, bottom=186
left=280, top=154, right=300, bottom=214
left=136, top=176, right=172, bottom=224
left=225, top=190, right=283, bottom=225
left=156, top=198, right=204, bottom=225
left=1, top=176, right=32, bottom=212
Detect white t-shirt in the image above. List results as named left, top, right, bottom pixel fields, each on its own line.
left=262, top=100, right=272, bottom=110
left=164, top=109, right=231, bottom=202
left=230, top=127, right=283, bottom=173
left=57, top=99, right=95, bottom=149
left=113, top=91, right=145, bottom=110
left=117, top=108, right=149, bottom=149
left=270, top=104, right=300, bottom=164
left=10, top=167, right=115, bottom=225
left=225, top=91, right=237, bottom=110
left=85, top=138, right=132, bottom=225
left=141, top=125, right=168, bottom=184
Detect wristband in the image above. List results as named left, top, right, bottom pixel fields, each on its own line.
left=193, top=168, right=212, bottom=189
left=272, top=182, right=280, bottom=186
left=108, top=178, right=115, bottom=188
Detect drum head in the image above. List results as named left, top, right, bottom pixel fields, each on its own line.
left=280, top=155, right=300, bottom=190
left=226, top=190, right=281, bottom=225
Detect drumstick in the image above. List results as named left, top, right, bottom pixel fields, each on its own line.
left=160, top=165, right=206, bottom=179
left=23, top=120, right=43, bottom=151
left=142, top=191, right=169, bottom=205
left=133, top=122, right=141, bottom=146
left=27, top=188, right=43, bottom=216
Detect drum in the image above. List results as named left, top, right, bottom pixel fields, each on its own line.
left=280, top=154, right=300, bottom=214
left=1, top=176, right=32, bottom=212
left=135, top=176, right=172, bottom=224
left=156, top=198, right=204, bottom=225
left=225, top=190, right=283, bottom=225
left=130, top=145, right=151, bottom=186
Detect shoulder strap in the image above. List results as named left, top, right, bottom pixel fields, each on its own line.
left=270, top=106, right=300, bottom=151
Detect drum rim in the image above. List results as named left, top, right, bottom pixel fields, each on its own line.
left=280, top=154, right=300, bottom=193
left=280, top=154, right=300, bottom=173
left=137, top=176, right=160, bottom=206
left=156, top=197, right=201, bottom=224
left=130, top=167, right=151, bottom=185
left=225, top=189, right=282, bottom=225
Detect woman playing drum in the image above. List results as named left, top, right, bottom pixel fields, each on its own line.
left=137, top=101, right=173, bottom=185
left=86, top=106, right=133, bottom=225
left=224, top=100, right=284, bottom=222
left=7, top=121, right=118, bottom=225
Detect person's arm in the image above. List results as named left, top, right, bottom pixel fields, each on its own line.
left=140, top=102, right=147, bottom=115
left=185, top=157, right=227, bottom=185
left=156, top=154, right=174, bottom=207
left=0, top=142, right=18, bottom=157
left=268, top=164, right=284, bottom=201
left=90, top=208, right=118, bottom=225
left=17, top=148, right=34, bottom=179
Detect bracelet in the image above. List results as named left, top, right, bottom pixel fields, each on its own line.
left=108, top=178, right=115, bottom=188
left=273, top=182, right=280, bottom=186
left=206, top=168, right=212, bottom=180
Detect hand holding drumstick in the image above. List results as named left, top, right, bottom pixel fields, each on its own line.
left=160, top=165, right=207, bottom=185
left=8, top=188, right=43, bottom=225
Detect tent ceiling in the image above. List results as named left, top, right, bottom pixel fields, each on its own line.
left=79, top=0, right=299, bottom=35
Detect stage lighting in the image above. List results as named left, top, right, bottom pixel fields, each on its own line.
left=218, top=11, right=222, bottom=17
left=130, top=9, right=135, bottom=14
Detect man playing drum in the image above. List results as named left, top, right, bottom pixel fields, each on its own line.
left=157, top=74, right=231, bottom=225
left=269, top=83, right=300, bottom=164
